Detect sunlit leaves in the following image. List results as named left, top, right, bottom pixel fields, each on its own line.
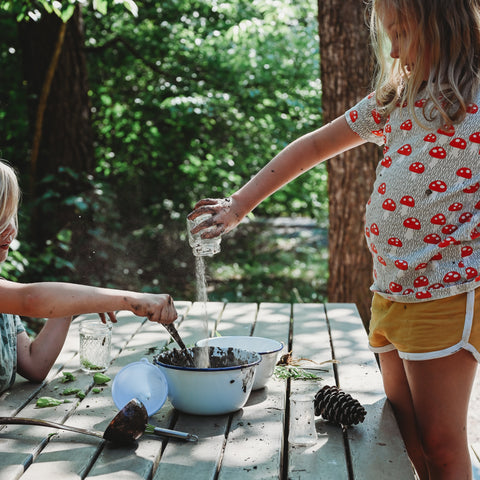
left=85, top=0, right=324, bottom=226
left=0, top=0, right=138, bottom=22
left=0, top=0, right=328, bottom=300
left=93, top=0, right=108, bottom=15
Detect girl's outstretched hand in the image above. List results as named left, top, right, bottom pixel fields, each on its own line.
left=187, top=197, right=243, bottom=238
left=129, top=293, right=178, bottom=325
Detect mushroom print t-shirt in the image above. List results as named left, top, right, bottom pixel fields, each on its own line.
left=346, top=91, right=480, bottom=302
left=0, top=313, right=25, bottom=393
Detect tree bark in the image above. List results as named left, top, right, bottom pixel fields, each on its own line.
left=318, top=1, right=380, bottom=328
left=18, top=7, right=94, bottom=246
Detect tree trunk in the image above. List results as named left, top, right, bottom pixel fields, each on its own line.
left=318, top=1, right=380, bottom=328
left=18, top=7, right=94, bottom=247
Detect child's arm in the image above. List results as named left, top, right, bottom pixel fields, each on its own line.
left=16, top=316, right=72, bottom=382
left=0, top=280, right=177, bottom=324
left=189, top=115, right=365, bottom=236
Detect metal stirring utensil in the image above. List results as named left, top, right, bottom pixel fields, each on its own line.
left=162, top=320, right=196, bottom=367
left=163, top=322, right=187, bottom=350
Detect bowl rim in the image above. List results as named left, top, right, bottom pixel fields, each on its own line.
left=196, top=335, right=284, bottom=356
left=153, top=346, right=262, bottom=372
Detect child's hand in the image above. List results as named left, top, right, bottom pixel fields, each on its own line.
left=129, top=293, right=178, bottom=325
left=188, top=197, right=241, bottom=238
left=99, top=312, right=118, bottom=323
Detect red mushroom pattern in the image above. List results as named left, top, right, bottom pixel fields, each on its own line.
left=345, top=91, right=480, bottom=301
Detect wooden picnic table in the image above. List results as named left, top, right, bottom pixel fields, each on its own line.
left=0, top=302, right=415, bottom=479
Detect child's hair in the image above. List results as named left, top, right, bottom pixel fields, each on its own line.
left=370, top=0, right=480, bottom=127
left=0, top=160, right=20, bottom=234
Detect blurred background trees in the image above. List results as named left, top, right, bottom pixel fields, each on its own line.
left=0, top=0, right=375, bottom=327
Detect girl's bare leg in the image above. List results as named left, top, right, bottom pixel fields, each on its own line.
left=404, top=349, right=477, bottom=480
left=379, top=350, right=429, bottom=479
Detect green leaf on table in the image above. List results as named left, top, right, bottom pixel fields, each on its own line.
left=60, top=372, right=76, bottom=383
left=93, top=373, right=111, bottom=385
left=81, top=360, right=104, bottom=371
left=61, top=388, right=82, bottom=396
left=36, top=397, right=64, bottom=408
left=145, top=424, right=156, bottom=434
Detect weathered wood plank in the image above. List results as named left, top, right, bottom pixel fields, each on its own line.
left=4, top=303, right=192, bottom=480
left=254, top=302, right=291, bottom=345
left=288, top=303, right=349, bottom=480
left=468, top=366, right=480, bottom=456
left=218, top=379, right=286, bottom=480
left=216, top=302, right=258, bottom=336
left=0, top=302, right=418, bottom=480
left=76, top=315, right=182, bottom=480
left=154, top=302, right=292, bottom=480
left=175, top=301, right=224, bottom=345
left=471, top=443, right=480, bottom=480
left=325, top=303, right=415, bottom=480
left=217, top=303, right=290, bottom=480
left=0, top=315, right=83, bottom=418
left=0, top=313, right=141, bottom=480
left=152, top=302, right=249, bottom=480
left=79, top=304, right=192, bottom=480
left=3, top=313, right=150, bottom=480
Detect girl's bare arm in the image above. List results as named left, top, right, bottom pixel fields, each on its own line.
left=16, top=317, right=72, bottom=382
left=189, top=115, right=365, bottom=236
left=0, top=280, right=177, bottom=324
left=232, top=115, right=365, bottom=215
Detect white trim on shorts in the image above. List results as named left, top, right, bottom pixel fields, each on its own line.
left=368, top=289, right=480, bottom=362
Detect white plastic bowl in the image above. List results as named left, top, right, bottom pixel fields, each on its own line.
left=153, top=346, right=261, bottom=415
left=196, top=336, right=284, bottom=390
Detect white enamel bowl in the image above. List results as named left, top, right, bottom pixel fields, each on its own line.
left=196, top=336, right=284, bottom=390
left=153, top=346, right=261, bottom=415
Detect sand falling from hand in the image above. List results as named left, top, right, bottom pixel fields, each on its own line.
left=195, top=256, right=210, bottom=368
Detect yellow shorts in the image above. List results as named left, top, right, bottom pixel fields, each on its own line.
left=369, top=289, right=480, bottom=361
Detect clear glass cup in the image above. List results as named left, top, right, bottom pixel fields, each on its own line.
left=288, top=396, right=317, bottom=446
left=187, top=214, right=221, bottom=257
left=79, top=319, right=112, bottom=373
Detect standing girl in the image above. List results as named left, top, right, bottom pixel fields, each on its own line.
left=188, top=1, right=480, bottom=478
left=0, top=159, right=177, bottom=394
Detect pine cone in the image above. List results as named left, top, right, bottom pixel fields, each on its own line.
left=314, top=385, right=367, bottom=427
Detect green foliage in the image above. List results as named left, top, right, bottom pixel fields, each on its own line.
left=206, top=219, right=328, bottom=304
left=0, top=0, right=328, bottom=313
left=36, top=396, right=64, bottom=407
left=85, top=0, right=325, bottom=220
left=0, top=0, right=138, bottom=22
left=80, top=0, right=327, bottom=294
left=0, top=12, right=29, bottom=171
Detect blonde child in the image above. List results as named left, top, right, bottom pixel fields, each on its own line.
left=0, top=160, right=177, bottom=393
left=188, top=1, right=480, bottom=478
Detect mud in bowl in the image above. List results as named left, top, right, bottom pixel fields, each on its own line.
left=153, top=346, right=261, bottom=415
left=79, top=319, right=112, bottom=373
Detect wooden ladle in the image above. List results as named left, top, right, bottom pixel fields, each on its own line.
left=0, top=398, right=197, bottom=445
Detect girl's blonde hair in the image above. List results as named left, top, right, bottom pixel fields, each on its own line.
left=0, top=160, right=20, bottom=234
left=370, top=0, right=480, bottom=127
